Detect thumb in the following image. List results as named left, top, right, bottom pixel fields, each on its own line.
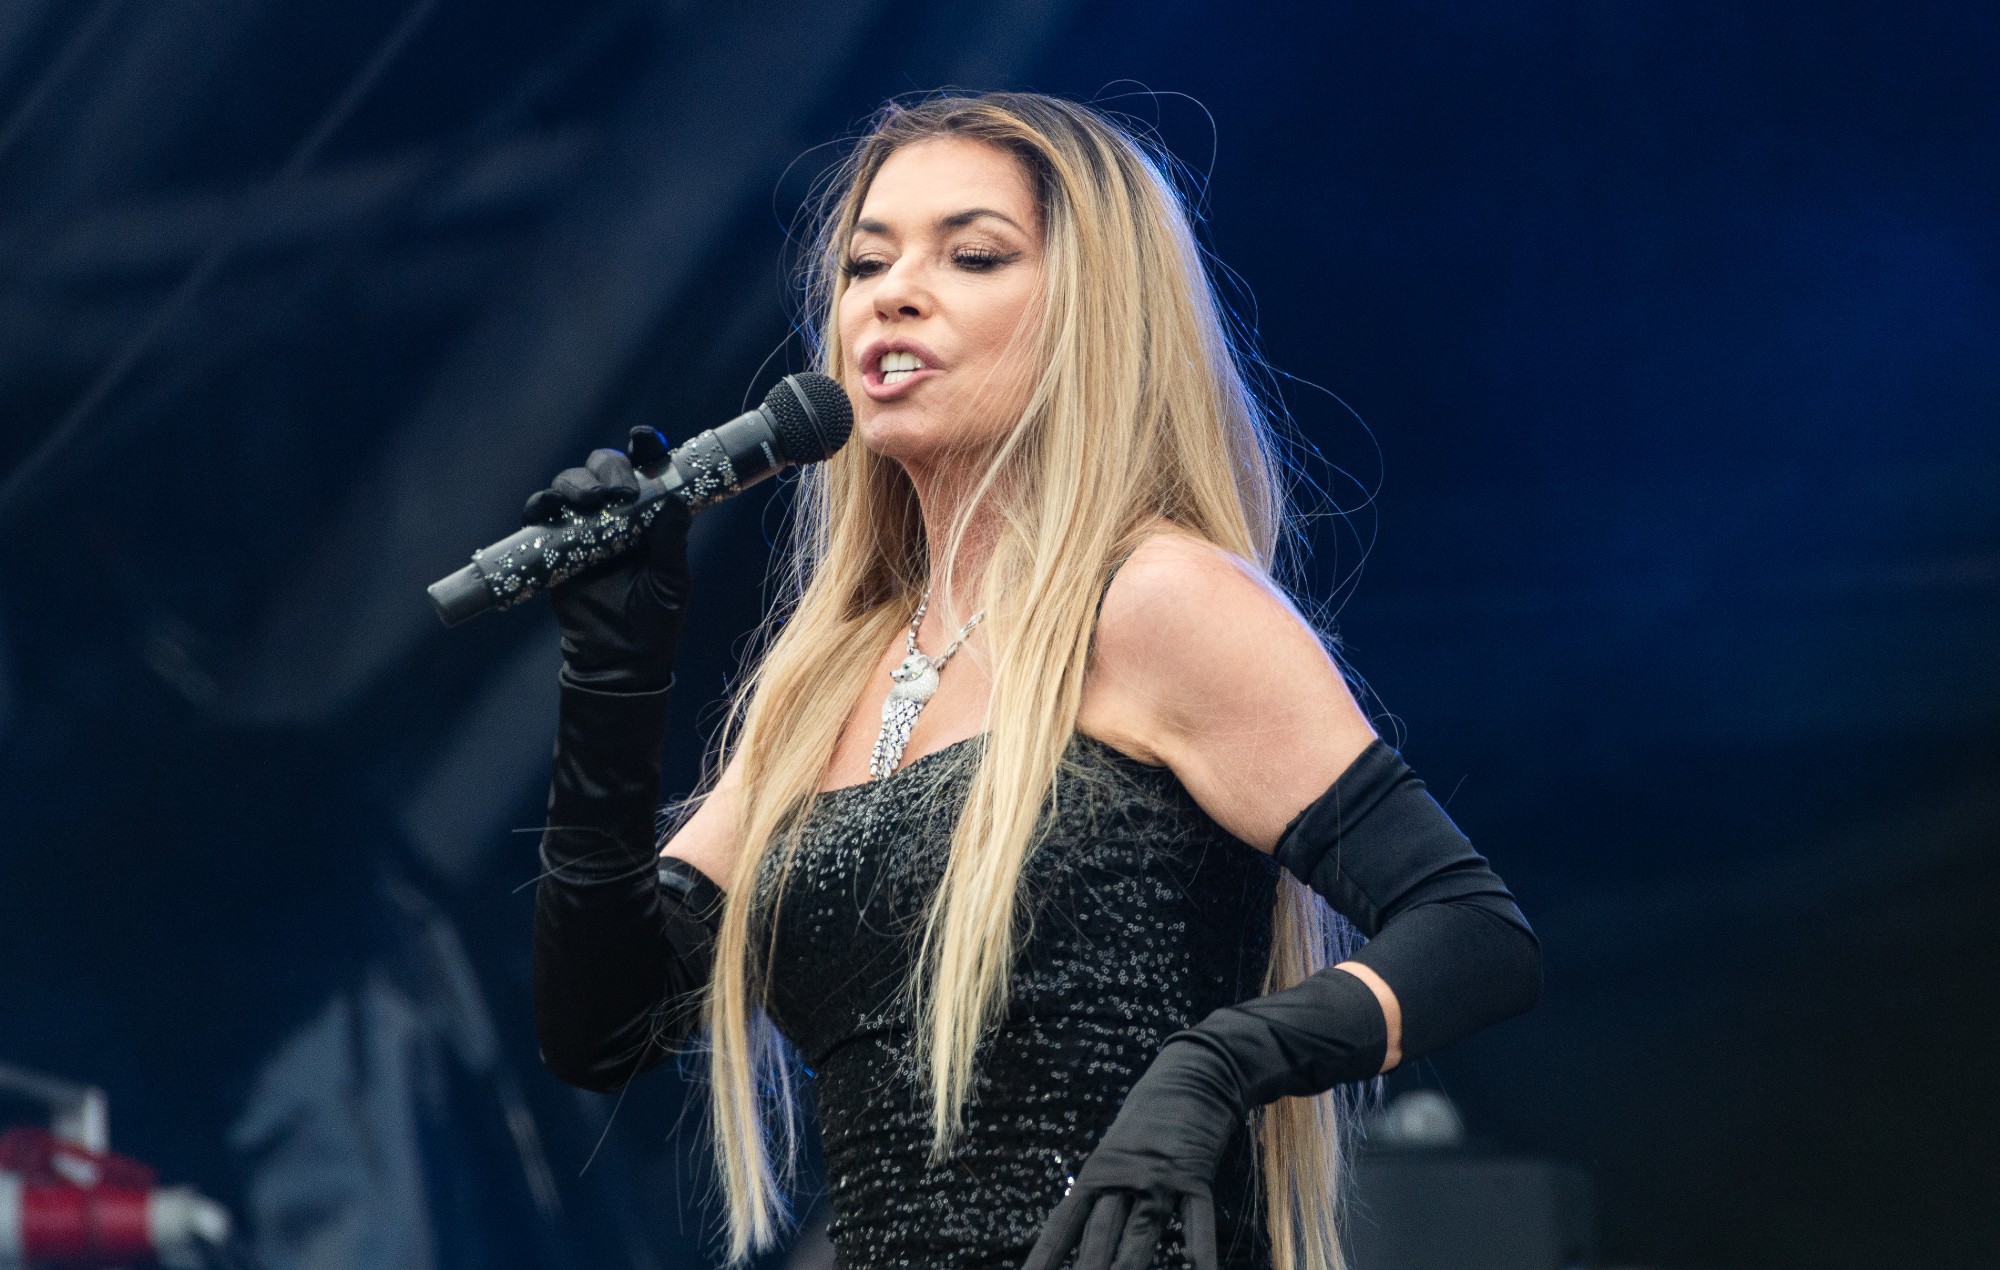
left=638, top=496, right=694, bottom=600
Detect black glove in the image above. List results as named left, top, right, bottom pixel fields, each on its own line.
left=523, top=426, right=691, bottom=694
left=532, top=678, right=724, bottom=1091
left=529, top=427, right=724, bottom=1092
left=1021, top=969, right=1385, bottom=1270
left=1023, top=740, right=1540, bottom=1270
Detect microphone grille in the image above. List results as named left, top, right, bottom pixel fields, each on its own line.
left=762, top=372, right=854, bottom=464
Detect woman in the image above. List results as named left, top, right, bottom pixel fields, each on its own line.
left=528, top=93, right=1540, bottom=1270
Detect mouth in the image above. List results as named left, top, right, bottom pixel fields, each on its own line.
left=877, top=349, right=927, bottom=386
left=859, top=339, right=943, bottom=401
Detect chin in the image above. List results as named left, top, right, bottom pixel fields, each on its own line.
left=858, top=395, right=1015, bottom=466
left=857, top=400, right=944, bottom=452
left=860, top=419, right=942, bottom=463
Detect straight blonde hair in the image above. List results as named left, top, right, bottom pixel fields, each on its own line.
left=695, top=92, right=1365, bottom=1270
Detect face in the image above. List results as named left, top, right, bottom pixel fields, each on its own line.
left=836, top=136, right=1045, bottom=468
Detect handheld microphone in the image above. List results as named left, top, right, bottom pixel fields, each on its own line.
left=427, top=372, right=852, bottom=626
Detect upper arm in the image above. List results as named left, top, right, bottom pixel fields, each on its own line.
left=659, top=748, right=743, bottom=890
left=1090, top=534, right=1377, bottom=852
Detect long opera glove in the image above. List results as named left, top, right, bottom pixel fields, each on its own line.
left=1022, top=740, right=1541, bottom=1270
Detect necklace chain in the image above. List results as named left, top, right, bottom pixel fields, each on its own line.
left=905, top=587, right=982, bottom=668
left=870, top=586, right=984, bottom=780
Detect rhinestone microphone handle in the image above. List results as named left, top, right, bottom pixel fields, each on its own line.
left=427, top=417, right=767, bottom=627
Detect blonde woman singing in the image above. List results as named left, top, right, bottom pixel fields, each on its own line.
left=526, top=92, right=1540, bottom=1270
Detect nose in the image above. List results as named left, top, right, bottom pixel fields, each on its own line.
left=872, top=255, right=929, bottom=321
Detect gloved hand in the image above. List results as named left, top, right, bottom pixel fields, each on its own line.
left=1019, top=1035, right=1240, bottom=1270
left=1020, top=969, right=1386, bottom=1270
left=1024, top=739, right=1540, bottom=1270
left=523, top=426, right=691, bottom=694
left=529, top=426, right=720, bottom=1091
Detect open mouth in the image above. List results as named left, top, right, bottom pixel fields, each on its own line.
left=879, top=350, right=925, bottom=385
left=858, top=340, right=944, bottom=400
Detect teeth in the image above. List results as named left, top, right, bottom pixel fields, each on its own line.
left=879, top=350, right=926, bottom=373
left=882, top=368, right=915, bottom=385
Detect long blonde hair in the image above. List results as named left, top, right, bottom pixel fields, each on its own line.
left=698, top=92, right=1363, bottom=1270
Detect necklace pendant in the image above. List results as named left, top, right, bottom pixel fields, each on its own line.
left=870, top=592, right=984, bottom=781
left=871, top=656, right=939, bottom=779
left=888, top=653, right=939, bottom=704
left=871, top=696, right=922, bottom=780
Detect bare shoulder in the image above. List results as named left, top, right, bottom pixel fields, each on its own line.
left=1097, top=529, right=1307, bottom=655
left=1090, top=529, right=1336, bottom=741
left=1083, top=527, right=1376, bottom=851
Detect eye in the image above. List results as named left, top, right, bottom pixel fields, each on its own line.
left=953, top=246, right=1019, bottom=272
left=840, top=256, right=887, bottom=279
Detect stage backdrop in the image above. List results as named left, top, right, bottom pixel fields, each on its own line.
left=0, top=3, right=1993, bottom=1268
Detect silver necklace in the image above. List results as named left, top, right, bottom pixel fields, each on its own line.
left=870, top=588, right=985, bottom=780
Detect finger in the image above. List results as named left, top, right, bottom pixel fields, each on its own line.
left=638, top=495, right=694, bottom=596
left=627, top=426, right=669, bottom=467
left=1107, top=1200, right=1165, bottom=1270
left=549, top=464, right=610, bottom=510
left=1074, top=1193, right=1132, bottom=1270
left=1020, top=1191, right=1092, bottom=1270
left=646, top=492, right=692, bottom=537
left=1181, top=1194, right=1220, bottom=1270
left=522, top=488, right=567, bottom=526
left=583, top=447, right=641, bottom=503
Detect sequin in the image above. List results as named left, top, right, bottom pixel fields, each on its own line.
left=759, top=732, right=1280, bottom=1270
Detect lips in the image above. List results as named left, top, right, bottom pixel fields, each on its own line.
left=858, top=336, right=944, bottom=401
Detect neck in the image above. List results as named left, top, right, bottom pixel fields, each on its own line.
left=902, top=451, right=1002, bottom=641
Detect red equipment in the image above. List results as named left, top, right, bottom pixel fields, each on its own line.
left=0, top=1064, right=230, bottom=1269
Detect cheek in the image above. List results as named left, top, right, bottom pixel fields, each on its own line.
left=835, top=292, right=869, bottom=375
left=970, top=289, right=1042, bottom=383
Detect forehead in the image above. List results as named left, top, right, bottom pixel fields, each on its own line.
left=854, top=136, right=1039, bottom=234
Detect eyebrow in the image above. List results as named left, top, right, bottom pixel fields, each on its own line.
left=852, top=207, right=1028, bottom=237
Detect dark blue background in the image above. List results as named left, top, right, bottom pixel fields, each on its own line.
left=0, top=3, right=1993, bottom=1267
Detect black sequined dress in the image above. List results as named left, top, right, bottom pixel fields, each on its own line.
left=761, top=730, right=1281, bottom=1270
